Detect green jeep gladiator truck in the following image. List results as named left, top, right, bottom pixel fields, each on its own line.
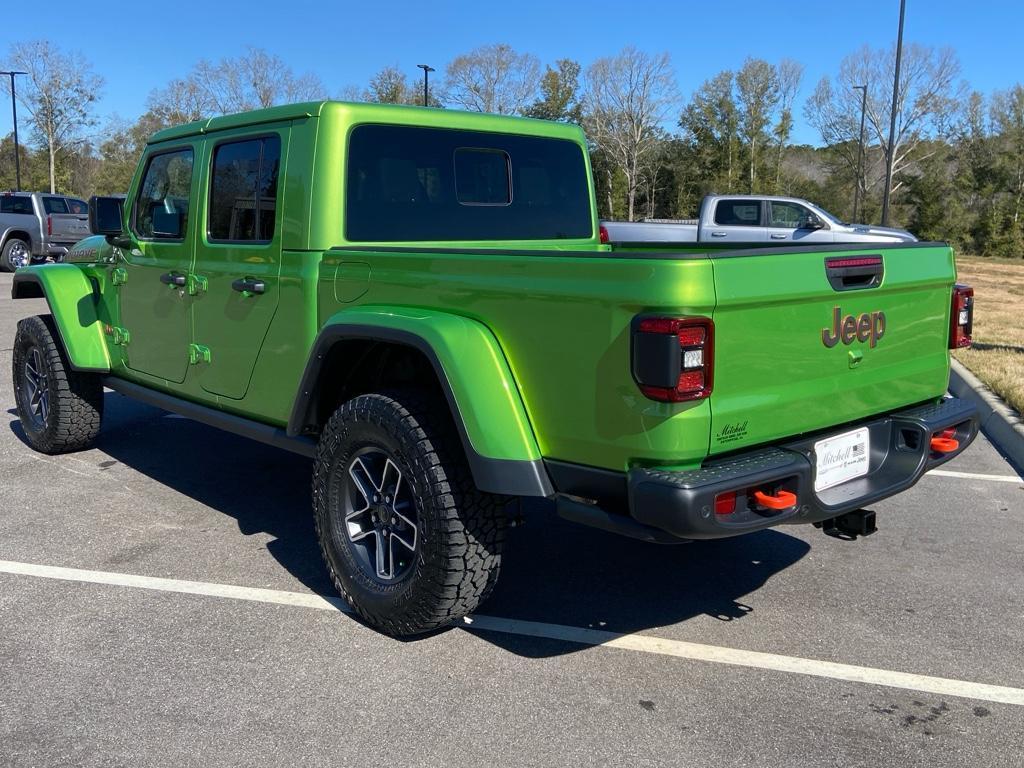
left=10, top=101, right=979, bottom=636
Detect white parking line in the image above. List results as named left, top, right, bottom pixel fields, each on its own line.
left=2, top=558, right=1023, bottom=706
left=927, top=469, right=1022, bottom=484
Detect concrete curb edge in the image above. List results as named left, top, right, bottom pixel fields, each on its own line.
left=949, top=358, right=1024, bottom=473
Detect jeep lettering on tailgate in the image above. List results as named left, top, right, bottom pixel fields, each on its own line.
left=821, top=307, right=886, bottom=348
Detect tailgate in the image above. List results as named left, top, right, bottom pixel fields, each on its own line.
left=708, top=244, right=954, bottom=454
left=48, top=213, right=90, bottom=243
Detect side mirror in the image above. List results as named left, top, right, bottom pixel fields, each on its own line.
left=152, top=208, right=183, bottom=238
left=799, top=214, right=824, bottom=230
left=89, top=196, right=125, bottom=237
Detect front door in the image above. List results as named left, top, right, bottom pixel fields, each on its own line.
left=192, top=131, right=285, bottom=400
left=119, top=145, right=198, bottom=383
left=765, top=200, right=834, bottom=244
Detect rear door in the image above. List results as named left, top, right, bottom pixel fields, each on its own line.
left=703, top=199, right=767, bottom=242
left=765, top=200, right=834, bottom=244
left=191, top=129, right=285, bottom=400
left=707, top=244, right=954, bottom=454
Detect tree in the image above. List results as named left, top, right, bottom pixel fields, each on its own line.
left=443, top=44, right=540, bottom=114
left=772, top=59, right=804, bottom=190
left=805, top=44, right=962, bottom=220
left=366, top=65, right=415, bottom=104
left=3, top=40, right=103, bottom=193
left=147, top=47, right=327, bottom=121
left=525, top=59, right=582, bottom=123
left=145, top=77, right=212, bottom=126
left=583, top=47, right=678, bottom=221
left=679, top=70, right=739, bottom=193
left=363, top=65, right=440, bottom=106
left=735, top=57, right=780, bottom=193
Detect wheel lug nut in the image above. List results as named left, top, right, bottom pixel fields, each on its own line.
left=391, top=517, right=397, bottom=525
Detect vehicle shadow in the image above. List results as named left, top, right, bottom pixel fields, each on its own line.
left=477, top=500, right=809, bottom=656
left=8, top=392, right=810, bottom=657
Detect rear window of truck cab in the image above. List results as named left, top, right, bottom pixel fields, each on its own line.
left=1, top=195, right=34, bottom=214
left=345, top=124, right=592, bottom=242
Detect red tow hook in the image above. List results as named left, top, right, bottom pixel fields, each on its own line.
left=930, top=428, right=959, bottom=454
left=752, top=489, right=797, bottom=511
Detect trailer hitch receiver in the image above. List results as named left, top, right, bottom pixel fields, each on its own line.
left=816, top=509, right=877, bottom=540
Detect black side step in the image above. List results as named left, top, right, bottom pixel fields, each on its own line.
left=103, top=377, right=317, bottom=458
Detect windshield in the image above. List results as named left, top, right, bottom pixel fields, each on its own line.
left=810, top=203, right=845, bottom=226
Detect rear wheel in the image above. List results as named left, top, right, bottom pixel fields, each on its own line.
left=313, top=391, right=506, bottom=636
left=12, top=315, right=103, bottom=454
left=1, top=238, right=31, bottom=272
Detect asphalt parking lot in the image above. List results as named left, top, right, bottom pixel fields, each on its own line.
left=1, top=271, right=1023, bottom=767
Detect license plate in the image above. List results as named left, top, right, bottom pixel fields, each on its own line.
left=814, top=427, right=870, bottom=492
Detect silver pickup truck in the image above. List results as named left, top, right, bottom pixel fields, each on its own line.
left=601, top=194, right=917, bottom=244
left=1, top=191, right=91, bottom=271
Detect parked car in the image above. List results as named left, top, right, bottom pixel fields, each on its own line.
left=0, top=191, right=92, bottom=271
left=11, top=101, right=977, bottom=637
left=601, top=194, right=918, bottom=244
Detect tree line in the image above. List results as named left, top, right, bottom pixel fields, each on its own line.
left=2, top=39, right=1022, bottom=257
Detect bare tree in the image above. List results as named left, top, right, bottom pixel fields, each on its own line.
left=805, top=44, right=962, bottom=201
left=4, top=40, right=102, bottom=193
left=735, top=58, right=780, bottom=193
left=146, top=77, right=212, bottom=126
left=991, top=85, right=1024, bottom=225
left=773, top=59, right=804, bottom=188
left=584, top=47, right=678, bottom=221
left=443, top=44, right=540, bottom=114
left=147, top=47, right=327, bottom=121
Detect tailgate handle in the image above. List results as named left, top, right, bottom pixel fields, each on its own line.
left=825, top=256, right=883, bottom=292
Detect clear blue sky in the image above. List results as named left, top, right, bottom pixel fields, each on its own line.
left=2, top=0, right=1021, bottom=146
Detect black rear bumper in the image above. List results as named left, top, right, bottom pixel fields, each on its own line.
left=555, top=398, right=978, bottom=542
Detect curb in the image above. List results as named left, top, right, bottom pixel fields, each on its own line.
left=949, top=359, right=1024, bottom=473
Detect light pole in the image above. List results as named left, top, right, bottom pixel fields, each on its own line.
left=881, top=0, right=906, bottom=226
left=852, top=84, right=868, bottom=223
left=416, top=64, right=435, bottom=107
left=1, top=70, right=28, bottom=191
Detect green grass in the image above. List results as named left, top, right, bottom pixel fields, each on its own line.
left=953, top=256, right=1024, bottom=416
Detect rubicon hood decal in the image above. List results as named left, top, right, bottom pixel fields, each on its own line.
left=822, top=307, right=886, bottom=348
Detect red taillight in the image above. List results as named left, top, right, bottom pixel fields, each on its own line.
left=599, top=225, right=609, bottom=244
left=949, top=284, right=974, bottom=349
left=714, top=491, right=736, bottom=515
left=632, top=316, right=714, bottom=402
left=47, top=214, right=52, bottom=236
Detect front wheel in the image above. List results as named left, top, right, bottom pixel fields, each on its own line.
left=313, top=391, right=506, bottom=636
left=12, top=315, right=103, bottom=454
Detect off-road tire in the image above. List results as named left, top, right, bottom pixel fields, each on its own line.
left=313, top=391, right=507, bottom=636
left=1, top=238, right=31, bottom=272
left=12, top=314, right=103, bottom=454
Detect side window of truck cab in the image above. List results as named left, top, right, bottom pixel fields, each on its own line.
left=133, top=149, right=195, bottom=240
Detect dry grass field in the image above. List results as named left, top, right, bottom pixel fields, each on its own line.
left=953, top=255, right=1024, bottom=416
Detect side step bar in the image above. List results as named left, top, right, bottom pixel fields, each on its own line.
left=103, top=377, right=317, bottom=458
